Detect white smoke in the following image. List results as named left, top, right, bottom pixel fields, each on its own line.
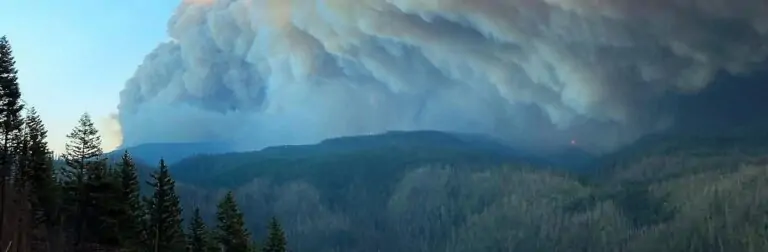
left=118, top=0, right=768, bottom=152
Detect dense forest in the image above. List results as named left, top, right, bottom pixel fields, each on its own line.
left=0, top=37, right=287, bottom=251
left=161, top=133, right=768, bottom=252
left=5, top=33, right=768, bottom=252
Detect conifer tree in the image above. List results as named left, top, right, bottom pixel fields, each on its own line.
left=61, top=112, right=107, bottom=247
left=0, top=35, right=24, bottom=242
left=215, top=191, right=252, bottom=252
left=146, top=159, right=186, bottom=252
left=61, top=113, right=103, bottom=187
left=262, top=217, right=287, bottom=252
left=20, top=108, right=58, bottom=239
left=0, top=36, right=23, bottom=170
left=188, top=207, right=217, bottom=252
left=117, top=151, right=146, bottom=250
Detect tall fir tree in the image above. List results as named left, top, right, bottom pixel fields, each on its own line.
left=20, top=108, right=58, bottom=247
left=146, top=159, right=186, bottom=252
left=187, top=207, right=217, bottom=252
left=0, top=35, right=24, bottom=243
left=262, top=217, right=287, bottom=252
left=117, top=151, right=146, bottom=251
left=215, top=191, right=252, bottom=252
left=63, top=113, right=103, bottom=177
left=0, top=35, right=23, bottom=174
left=61, top=113, right=105, bottom=247
left=61, top=113, right=103, bottom=185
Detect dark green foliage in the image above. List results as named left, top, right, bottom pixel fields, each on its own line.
left=171, top=131, right=543, bottom=188
left=117, top=151, right=147, bottom=250
left=0, top=35, right=24, bottom=171
left=140, top=195, right=153, bottom=249
left=215, top=191, right=252, bottom=252
left=162, top=133, right=768, bottom=251
left=21, top=108, right=58, bottom=231
left=60, top=114, right=103, bottom=189
left=0, top=35, right=24, bottom=244
left=187, top=207, right=217, bottom=252
left=85, top=163, right=122, bottom=246
left=262, top=217, right=286, bottom=252
left=60, top=113, right=105, bottom=247
left=610, top=183, right=675, bottom=227
left=63, top=113, right=103, bottom=168
left=59, top=113, right=123, bottom=248
left=14, top=119, right=30, bottom=187
left=146, top=159, right=186, bottom=252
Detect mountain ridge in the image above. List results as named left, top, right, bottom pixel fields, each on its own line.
left=166, top=130, right=563, bottom=187
left=107, top=141, right=237, bottom=165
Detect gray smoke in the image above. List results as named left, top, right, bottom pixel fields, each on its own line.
left=118, top=0, right=768, bottom=152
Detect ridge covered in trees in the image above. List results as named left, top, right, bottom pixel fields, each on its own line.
left=164, top=130, right=768, bottom=251
left=0, top=36, right=287, bottom=252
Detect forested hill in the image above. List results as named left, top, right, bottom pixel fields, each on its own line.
left=55, top=128, right=768, bottom=251
left=165, top=130, right=593, bottom=188
left=155, top=131, right=768, bottom=252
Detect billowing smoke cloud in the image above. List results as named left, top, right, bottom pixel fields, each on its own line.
left=118, top=0, right=768, bottom=152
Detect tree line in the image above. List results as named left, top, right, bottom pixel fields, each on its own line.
left=0, top=36, right=287, bottom=251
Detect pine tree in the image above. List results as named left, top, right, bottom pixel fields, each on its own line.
left=61, top=113, right=104, bottom=247
left=0, top=35, right=25, bottom=243
left=215, top=191, right=252, bottom=252
left=0, top=35, right=22, bottom=172
left=21, top=108, right=55, bottom=205
left=146, top=159, right=186, bottom=252
left=187, top=207, right=217, bottom=252
left=262, top=217, right=287, bottom=252
left=20, top=108, right=59, bottom=249
left=117, top=151, right=146, bottom=251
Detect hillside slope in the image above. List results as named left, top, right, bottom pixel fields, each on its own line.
left=158, top=131, right=768, bottom=251
left=168, top=130, right=568, bottom=187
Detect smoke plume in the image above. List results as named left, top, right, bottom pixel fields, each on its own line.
left=98, top=113, right=124, bottom=152
left=118, top=0, right=768, bottom=152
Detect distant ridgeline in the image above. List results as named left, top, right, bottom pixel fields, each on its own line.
left=106, top=130, right=593, bottom=186
left=107, top=141, right=237, bottom=165
left=162, top=130, right=591, bottom=187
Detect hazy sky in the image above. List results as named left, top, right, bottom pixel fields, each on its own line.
left=0, top=0, right=179, bottom=153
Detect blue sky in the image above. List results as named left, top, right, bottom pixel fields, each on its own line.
left=0, top=0, right=180, bottom=153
